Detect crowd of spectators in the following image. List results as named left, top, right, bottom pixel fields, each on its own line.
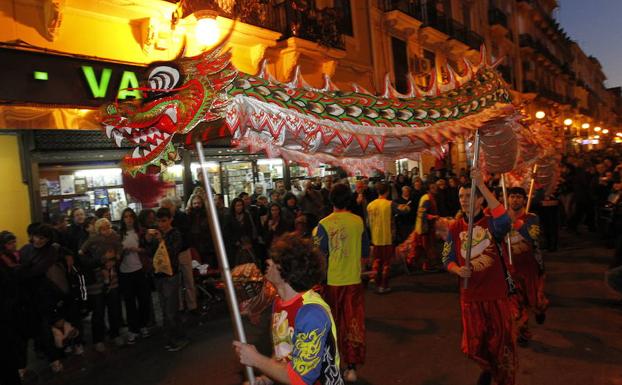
left=2, top=150, right=622, bottom=384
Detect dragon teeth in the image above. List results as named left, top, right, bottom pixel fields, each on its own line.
left=156, top=138, right=163, bottom=145
left=163, top=133, right=170, bottom=139
left=132, top=147, right=141, bottom=158
left=105, top=125, right=114, bottom=138
left=113, top=131, right=123, bottom=147
left=149, top=144, right=157, bottom=151
left=124, top=127, right=132, bottom=135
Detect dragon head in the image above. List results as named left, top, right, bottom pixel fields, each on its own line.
left=100, top=39, right=237, bottom=175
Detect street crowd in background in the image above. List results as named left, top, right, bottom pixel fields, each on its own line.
left=1, top=148, right=622, bottom=385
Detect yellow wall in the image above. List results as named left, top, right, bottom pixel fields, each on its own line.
left=0, top=134, right=31, bottom=247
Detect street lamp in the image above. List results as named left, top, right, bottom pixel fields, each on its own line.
left=535, top=111, right=546, bottom=119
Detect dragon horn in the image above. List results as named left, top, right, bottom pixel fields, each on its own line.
left=419, top=66, right=438, bottom=97
left=406, top=73, right=417, bottom=98
left=456, top=57, right=475, bottom=84
left=438, top=63, right=457, bottom=92
left=352, top=83, right=372, bottom=95
left=286, top=65, right=311, bottom=89
left=478, top=44, right=488, bottom=69
left=257, top=59, right=268, bottom=78
left=321, top=74, right=340, bottom=92
left=257, top=59, right=280, bottom=85
left=380, top=73, right=393, bottom=98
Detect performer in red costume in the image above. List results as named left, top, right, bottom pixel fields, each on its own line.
left=442, top=170, right=516, bottom=385
left=507, top=187, right=548, bottom=347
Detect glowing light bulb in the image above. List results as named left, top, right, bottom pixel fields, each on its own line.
left=602, top=129, right=609, bottom=134
left=563, top=118, right=573, bottom=126
left=535, top=111, right=546, bottom=119
left=582, top=123, right=590, bottom=129
left=594, top=126, right=601, bottom=132
left=195, top=17, right=220, bottom=46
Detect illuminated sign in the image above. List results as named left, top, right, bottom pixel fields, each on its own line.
left=0, top=48, right=145, bottom=107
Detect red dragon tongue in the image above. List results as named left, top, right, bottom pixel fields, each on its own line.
left=156, top=112, right=177, bottom=136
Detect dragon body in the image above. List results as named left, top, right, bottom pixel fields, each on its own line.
left=100, top=37, right=547, bottom=179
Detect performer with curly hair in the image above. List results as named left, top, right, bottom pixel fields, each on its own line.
left=442, top=170, right=516, bottom=385
left=233, top=233, right=343, bottom=385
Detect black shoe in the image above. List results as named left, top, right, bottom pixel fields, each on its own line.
left=536, top=312, right=546, bottom=325
left=477, top=371, right=492, bottom=385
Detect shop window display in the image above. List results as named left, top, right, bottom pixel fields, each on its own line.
left=39, top=166, right=136, bottom=221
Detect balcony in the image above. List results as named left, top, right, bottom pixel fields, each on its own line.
left=272, top=1, right=345, bottom=50
left=381, top=1, right=483, bottom=51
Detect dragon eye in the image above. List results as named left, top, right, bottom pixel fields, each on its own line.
left=147, top=66, right=180, bottom=91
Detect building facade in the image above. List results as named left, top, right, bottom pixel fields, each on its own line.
left=0, top=0, right=620, bottom=240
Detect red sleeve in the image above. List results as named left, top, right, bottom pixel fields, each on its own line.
left=287, top=362, right=307, bottom=385
left=490, top=205, right=506, bottom=218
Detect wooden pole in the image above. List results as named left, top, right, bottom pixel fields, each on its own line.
left=196, top=143, right=255, bottom=385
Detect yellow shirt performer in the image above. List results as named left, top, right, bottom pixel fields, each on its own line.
left=315, top=183, right=370, bottom=382
left=366, top=182, right=395, bottom=293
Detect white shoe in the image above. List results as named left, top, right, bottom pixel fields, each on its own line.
left=50, top=360, right=63, bottom=373
left=344, top=368, right=357, bottom=382
left=73, top=344, right=85, bottom=355
left=95, top=342, right=106, bottom=353
left=127, top=332, right=138, bottom=345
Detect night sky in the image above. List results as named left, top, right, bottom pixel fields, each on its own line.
left=556, top=0, right=622, bottom=88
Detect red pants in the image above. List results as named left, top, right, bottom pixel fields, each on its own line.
left=372, top=245, right=394, bottom=289
left=511, top=272, right=548, bottom=338
left=461, top=298, right=517, bottom=385
left=324, top=284, right=366, bottom=366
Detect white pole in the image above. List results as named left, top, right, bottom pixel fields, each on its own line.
left=526, top=164, right=538, bottom=214
left=501, top=174, right=513, bottom=265
left=196, top=143, right=255, bottom=385
left=464, top=131, right=481, bottom=289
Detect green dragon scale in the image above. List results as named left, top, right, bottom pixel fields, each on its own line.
left=101, top=38, right=524, bottom=176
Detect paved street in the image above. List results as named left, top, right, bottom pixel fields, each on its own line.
left=30, top=230, right=622, bottom=385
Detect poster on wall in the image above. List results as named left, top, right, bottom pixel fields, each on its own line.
left=60, top=175, right=76, bottom=195
left=94, top=188, right=109, bottom=206
left=40, top=180, right=49, bottom=197
left=48, top=180, right=61, bottom=196
left=74, top=177, right=88, bottom=194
